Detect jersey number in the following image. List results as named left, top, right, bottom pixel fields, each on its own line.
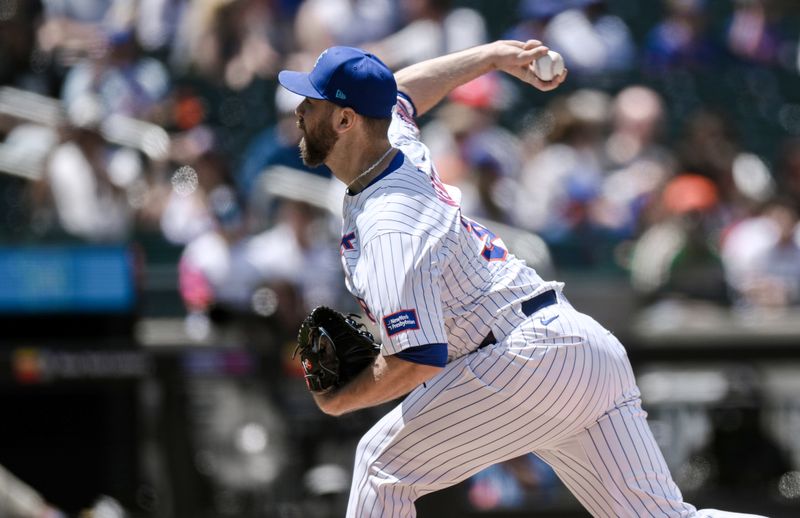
left=461, top=217, right=508, bottom=262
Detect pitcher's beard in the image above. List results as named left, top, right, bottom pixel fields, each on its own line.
left=299, top=122, right=338, bottom=167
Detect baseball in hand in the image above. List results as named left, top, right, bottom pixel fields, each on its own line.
left=531, top=50, right=565, bottom=82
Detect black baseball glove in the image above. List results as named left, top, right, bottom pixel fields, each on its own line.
left=294, top=306, right=381, bottom=392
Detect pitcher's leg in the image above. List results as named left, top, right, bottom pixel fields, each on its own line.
left=345, top=361, right=482, bottom=518
left=345, top=347, right=591, bottom=518
left=539, top=395, right=696, bottom=518
left=346, top=403, right=420, bottom=518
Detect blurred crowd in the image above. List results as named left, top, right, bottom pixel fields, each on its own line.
left=1, top=0, right=800, bottom=515
left=1, top=0, right=799, bottom=323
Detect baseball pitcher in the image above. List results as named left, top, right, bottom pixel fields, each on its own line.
left=281, top=40, right=766, bottom=518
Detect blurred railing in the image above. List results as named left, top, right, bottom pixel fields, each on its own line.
left=0, top=87, right=169, bottom=182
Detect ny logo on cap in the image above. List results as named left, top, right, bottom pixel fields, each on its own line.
left=336, top=89, right=347, bottom=100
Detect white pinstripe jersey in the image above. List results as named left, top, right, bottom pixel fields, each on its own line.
left=340, top=94, right=562, bottom=360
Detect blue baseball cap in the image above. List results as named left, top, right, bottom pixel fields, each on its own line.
left=278, top=47, right=397, bottom=119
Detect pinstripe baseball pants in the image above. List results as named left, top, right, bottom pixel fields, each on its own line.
left=346, top=299, right=701, bottom=517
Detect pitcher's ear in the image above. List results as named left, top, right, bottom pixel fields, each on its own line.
left=335, top=107, right=357, bottom=132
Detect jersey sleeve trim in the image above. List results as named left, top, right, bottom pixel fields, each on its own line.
left=397, top=91, right=417, bottom=119
left=392, top=343, right=447, bottom=367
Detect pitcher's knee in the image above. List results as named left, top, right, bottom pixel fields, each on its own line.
left=351, top=477, right=417, bottom=518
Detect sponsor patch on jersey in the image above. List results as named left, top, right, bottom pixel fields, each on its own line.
left=383, top=309, right=419, bottom=336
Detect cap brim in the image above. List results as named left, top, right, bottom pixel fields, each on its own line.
left=278, top=71, right=325, bottom=99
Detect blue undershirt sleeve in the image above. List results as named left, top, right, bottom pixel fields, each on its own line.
left=392, top=343, right=447, bottom=367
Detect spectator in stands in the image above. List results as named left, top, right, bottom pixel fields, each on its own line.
left=747, top=202, right=800, bottom=307
left=458, top=134, right=521, bottom=225
left=290, top=0, right=396, bottom=56
left=38, top=96, right=133, bottom=242
left=467, top=454, right=561, bottom=511
left=0, top=0, right=44, bottom=92
left=60, top=26, right=170, bottom=121
left=362, top=0, right=487, bottom=70
left=720, top=202, right=781, bottom=304
left=36, top=0, right=117, bottom=65
left=515, top=88, right=615, bottom=265
left=724, top=0, right=794, bottom=67
left=0, top=123, right=59, bottom=239
left=178, top=190, right=342, bottom=340
left=629, top=174, right=729, bottom=304
left=420, top=74, right=522, bottom=224
left=506, top=0, right=636, bottom=79
left=674, top=109, right=741, bottom=204
left=159, top=149, right=227, bottom=245
left=235, top=88, right=330, bottom=204
left=167, top=0, right=225, bottom=78
left=599, top=85, right=676, bottom=237
left=247, top=198, right=344, bottom=314
left=643, top=0, right=720, bottom=72
left=606, top=86, right=671, bottom=170
left=503, top=0, right=566, bottom=43
left=722, top=199, right=800, bottom=308
left=132, top=0, right=186, bottom=54
left=178, top=184, right=260, bottom=340
left=169, top=0, right=280, bottom=90
left=542, top=0, right=636, bottom=77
